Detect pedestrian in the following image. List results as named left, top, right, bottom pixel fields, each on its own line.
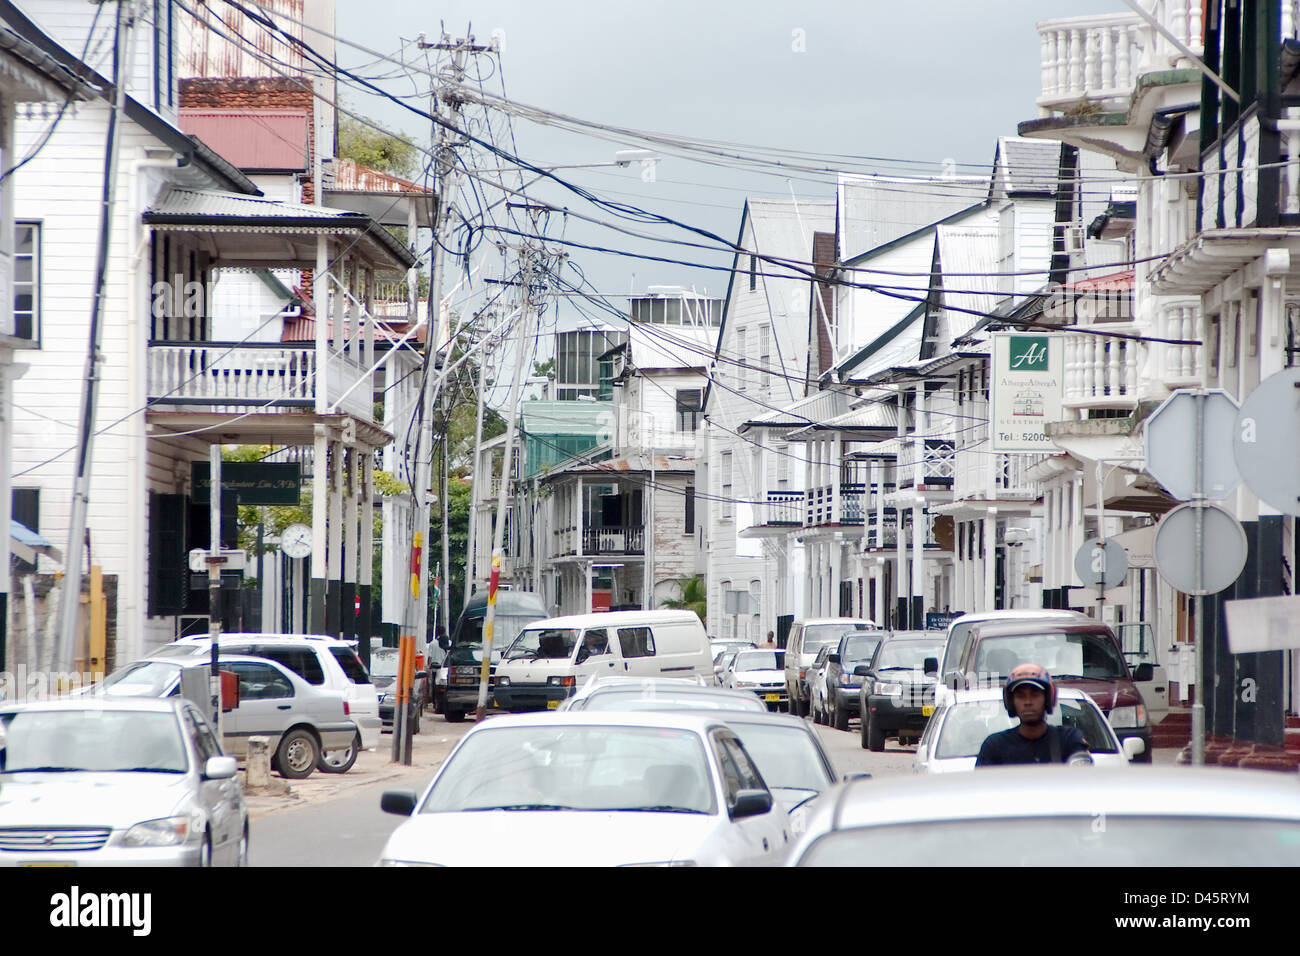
left=763, top=630, right=775, bottom=648
left=975, top=664, right=1091, bottom=766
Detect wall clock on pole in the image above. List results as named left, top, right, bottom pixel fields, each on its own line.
left=280, top=523, right=313, bottom=559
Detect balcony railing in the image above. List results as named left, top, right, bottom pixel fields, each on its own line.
left=147, top=342, right=374, bottom=422
left=760, top=490, right=804, bottom=526
left=954, top=448, right=1042, bottom=500
left=1157, top=300, right=1202, bottom=388
left=582, top=525, right=645, bottom=555
left=867, top=512, right=898, bottom=548
left=1063, top=329, right=1139, bottom=408
left=1036, top=13, right=1143, bottom=114
left=897, top=439, right=955, bottom=488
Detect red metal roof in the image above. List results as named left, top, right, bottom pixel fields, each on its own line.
left=179, top=109, right=309, bottom=172
left=325, top=158, right=431, bottom=194
left=1063, top=269, right=1134, bottom=291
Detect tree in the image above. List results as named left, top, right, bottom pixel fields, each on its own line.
left=661, top=575, right=707, bottom=624
left=338, top=111, right=419, bottom=179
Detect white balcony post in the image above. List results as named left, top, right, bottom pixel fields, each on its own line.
left=984, top=509, right=997, bottom=611
left=911, top=501, right=924, bottom=623
left=314, top=236, right=329, bottom=415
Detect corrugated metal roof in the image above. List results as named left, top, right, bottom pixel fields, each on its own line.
left=520, top=401, right=613, bottom=435
left=743, top=387, right=849, bottom=430
left=786, top=398, right=899, bottom=439
left=935, top=226, right=1000, bottom=343
left=996, top=137, right=1061, bottom=197
left=179, top=109, right=309, bottom=172
left=147, top=186, right=363, bottom=221
left=838, top=174, right=988, bottom=262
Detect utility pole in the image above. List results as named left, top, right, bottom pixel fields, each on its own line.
left=58, top=1, right=134, bottom=673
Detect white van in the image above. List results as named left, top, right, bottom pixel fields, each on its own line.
left=492, top=610, right=712, bottom=711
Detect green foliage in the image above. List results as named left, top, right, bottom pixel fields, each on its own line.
left=338, top=112, right=418, bottom=178
left=660, top=575, right=707, bottom=623
left=427, top=476, right=474, bottom=634
left=532, top=358, right=555, bottom=381
left=373, top=470, right=411, bottom=497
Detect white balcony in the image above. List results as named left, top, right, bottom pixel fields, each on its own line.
left=1155, top=300, right=1202, bottom=388
left=897, top=438, right=955, bottom=488
left=1063, top=329, right=1139, bottom=409
left=954, top=449, right=1042, bottom=501
left=147, top=342, right=374, bottom=422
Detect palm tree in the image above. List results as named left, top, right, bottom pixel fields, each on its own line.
left=660, top=575, right=706, bottom=624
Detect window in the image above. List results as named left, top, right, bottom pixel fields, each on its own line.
left=329, top=647, right=370, bottom=683
left=13, top=222, right=39, bottom=341
left=11, top=488, right=38, bottom=574
left=721, top=452, right=733, bottom=519
left=226, top=662, right=293, bottom=700
left=676, top=389, right=702, bottom=431
left=736, top=329, right=747, bottom=390
left=749, top=255, right=757, bottom=292
left=685, top=486, right=695, bottom=534
left=617, top=626, right=656, bottom=659
left=225, top=645, right=325, bottom=685
left=758, top=325, right=771, bottom=391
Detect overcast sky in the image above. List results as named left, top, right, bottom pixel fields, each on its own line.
left=333, top=0, right=1129, bottom=395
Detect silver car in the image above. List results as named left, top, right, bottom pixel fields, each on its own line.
left=0, top=697, right=248, bottom=866
left=377, top=712, right=791, bottom=866
left=787, top=767, right=1300, bottom=866
left=566, top=681, right=768, bottom=714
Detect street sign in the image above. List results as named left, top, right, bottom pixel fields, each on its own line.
left=1224, top=594, right=1300, bottom=653
left=1152, top=502, right=1247, bottom=595
left=1074, top=537, right=1128, bottom=590
left=192, top=461, right=301, bottom=506
left=989, top=333, right=1065, bottom=453
left=1068, top=586, right=1131, bottom=608
left=1144, top=389, right=1240, bottom=501
left=189, top=548, right=247, bottom=573
left=1233, top=366, right=1300, bottom=516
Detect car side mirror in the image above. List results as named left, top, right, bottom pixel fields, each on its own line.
left=1122, top=737, right=1146, bottom=761
left=730, top=789, right=773, bottom=819
left=828, top=653, right=841, bottom=665
left=854, top=665, right=870, bottom=677
left=1131, top=663, right=1154, bottom=682
left=202, top=756, right=238, bottom=780
left=381, top=790, right=419, bottom=816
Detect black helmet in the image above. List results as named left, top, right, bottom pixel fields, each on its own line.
left=1002, top=663, right=1055, bottom=717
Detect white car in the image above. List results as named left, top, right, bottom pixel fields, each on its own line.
left=913, top=687, right=1144, bottom=773
left=149, top=633, right=381, bottom=772
left=557, top=674, right=707, bottom=711
left=376, top=711, right=791, bottom=866
left=722, top=649, right=788, bottom=710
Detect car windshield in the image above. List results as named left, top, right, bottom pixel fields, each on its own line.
left=973, top=631, right=1126, bottom=680
left=421, top=725, right=717, bottom=814
left=726, top=723, right=832, bottom=794
left=0, top=710, right=188, bottom=774
left=581, top=689, right=765, bottom=713
left=841, top=635, right=882, bottom=664
left=805, top=623, right=871, bottom=653
left=733, top=651, right=784, bottom=671
left=503, top=628, right=579, bottom=661
left=798, top=817, right=1300, bottom=866
left=873, top=641, right=944, bottom=672
left=935, top=698, right=1118, bottom=759
left=369, top=648, right=400, bottom=678
left=96, top=660, right=181, bottom=697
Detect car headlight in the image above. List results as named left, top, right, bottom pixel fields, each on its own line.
left=496, top=676, right=511, bottom=687
left=874, top=682, right=902, bottom=697
left=377, top=859, right=443, bottom=867
left=122, top=816, right=192, bottom=848
left=839, top=673, right=862, bottom=687
left=1109, top=705, right=1147, bottom=728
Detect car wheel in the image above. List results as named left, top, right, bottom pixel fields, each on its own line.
left=866, top=714, right=886, bottom=752
left=444, top=708, right=465, bottom=723
left=237, top=824, right=249, bottom=867
left=275, top=728, right=319, bottom=779
left=199, top=832, right=213, bottom=868
left=317, top=733, right=360, bottom=774
left=833, top=699, right=849, bottom=732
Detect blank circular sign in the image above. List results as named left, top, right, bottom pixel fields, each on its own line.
left=1153, top=503, right=1248, bottom=595
left=1074, top=538, right=1128, bottom=590
left=1233, top=366, right=1300, bottom=516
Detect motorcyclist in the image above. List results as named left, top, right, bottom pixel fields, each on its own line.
left=975, top=663, right=1091, bottom=766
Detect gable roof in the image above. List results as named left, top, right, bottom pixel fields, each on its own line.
left=838, top=174, right=988, bottom=263
left=990, top=136, right=1062, bottom=199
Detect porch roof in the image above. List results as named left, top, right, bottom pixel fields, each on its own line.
left=143, top=187, right=418, bottom=272
left=785, top=398, right=900, bottom=440
left=10, top=519, right=60, bottom=564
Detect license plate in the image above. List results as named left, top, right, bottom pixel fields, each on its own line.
left=764, top=694, right=780, bottom=702
left=922, top=705, right=935, bottom=717
left=546, top=700, right=560, bottom=710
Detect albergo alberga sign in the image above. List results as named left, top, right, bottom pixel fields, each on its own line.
left=990, top=333, right=1063, bottom=453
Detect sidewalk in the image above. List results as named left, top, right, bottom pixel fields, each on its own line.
left=241, top=719, right=473, bottom=820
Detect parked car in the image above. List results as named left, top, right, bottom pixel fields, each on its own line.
left=786, top=767, right=1300, bottom=866
left=566, top=680, right=768, bottom=714
left=721, top=649, right=787, bottom=710
left=149, top=633, right=381, bottom=771
left=217, top=655, right=358, bottom=779
left=857, top=633, right=945, bottom=752
left=914, top=687, right=1143, bottom=773
left=813, top=630, right=886, bottom=731
left=711, top=640, right=756, bottom=685
left=376, top=712, right=791, bottom=866
left=0, top=697, right=248, bottom=866
left=784, top=618, right=879, bottom=717
left=438, top=591, right=548, bottom=721
left=370, top=645, right=428, bottom=734
left=690, top=711, right=840, bottom=814
left=936, top=614, right=1154, bottom=761
left=493, top=610, right=713, bottom=712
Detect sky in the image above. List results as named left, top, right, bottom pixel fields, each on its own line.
left=331, top=0, right=1130, bottom=395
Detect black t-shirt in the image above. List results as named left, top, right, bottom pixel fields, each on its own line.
left=975, top=724, right=1089, bottom=766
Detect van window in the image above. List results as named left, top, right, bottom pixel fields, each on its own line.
left=618, top=627, right=656, bottom=659
left=329, top=647, right=371, bottom=684
left=229, top=645, right=325, bottom=686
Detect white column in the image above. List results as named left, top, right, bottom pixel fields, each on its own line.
left=896, top=498, right=908, bottom=627
left=328, top=439, right=344, bottom=636
left=984, top=509, right=998, bottom=611
left=310, top=426, right=329, bottom=633
left=342, top=447, right=358, bottom=636
left=911, top=501, right=924, bottom=624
